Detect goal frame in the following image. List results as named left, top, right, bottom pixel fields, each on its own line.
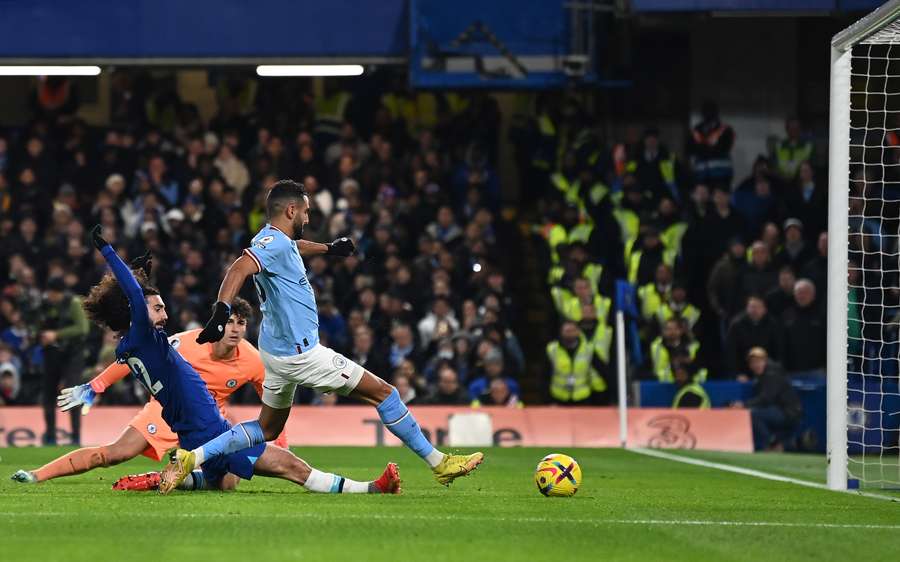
left=828, top=0, right=900, bottom=491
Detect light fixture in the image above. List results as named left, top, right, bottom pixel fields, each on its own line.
left=0, top=66, right=101, bottom=76
left=256, top=65, right=364, bottom=77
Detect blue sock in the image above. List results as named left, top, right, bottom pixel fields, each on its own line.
left=195, top=420, right=265, bottom=465
left=376, top=389, right=440, bottom=466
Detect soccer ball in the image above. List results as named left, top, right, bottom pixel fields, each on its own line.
left=534, top=453, right=581, bottom=497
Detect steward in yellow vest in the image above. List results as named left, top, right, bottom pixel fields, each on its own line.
left=650, top=319, right=702, bottom=383
left=654, top=282, right=701, bottom=332
left=774, top=118, right=813, bottom=181
left=546, top=321, right=606, bottom=404
left=627, top=128, right=682, bottom=201
left=671, top=359, right=710, bottom=409
left=637, top=263, right=673, bottom=323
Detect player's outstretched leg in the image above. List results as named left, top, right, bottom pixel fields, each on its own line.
left=353, top=371, right=484, bottom=486
left=252, top=444, right=401, bottom=494
left=11, top=428, right=148, bottom=484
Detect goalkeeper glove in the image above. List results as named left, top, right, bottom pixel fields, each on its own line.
left=89, top=224, right=110, bottom=251
left=58, top=384, right=97, bottom=416
left=196, top=301, right=232, bottom=344
left=325, top=237, right=355, bottom=257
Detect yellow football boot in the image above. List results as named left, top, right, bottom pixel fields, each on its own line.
left=158, top=448, right=196, bottom=495
left=432, top=452, right=484, bottom=486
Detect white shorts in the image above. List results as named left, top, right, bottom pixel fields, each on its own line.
left=260, top=344, right=365, bottom=409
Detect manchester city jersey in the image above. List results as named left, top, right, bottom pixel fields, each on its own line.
left=244, top=225, right=320, bottom=357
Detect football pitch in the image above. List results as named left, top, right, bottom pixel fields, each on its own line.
left=2, top=446, right=898, bottom=562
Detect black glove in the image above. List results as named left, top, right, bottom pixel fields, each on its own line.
left=196, top=301, right=232, bottom=344
left=325, top=237, right=355, bottom=257
left=129, top=251, right=153, bottom=277
left=90, top=225, right=109, bottom=251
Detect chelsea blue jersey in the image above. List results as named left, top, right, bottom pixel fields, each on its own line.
left=244, top=225, right=320, bottom=357
left=101, top=246, right=227, bottom=443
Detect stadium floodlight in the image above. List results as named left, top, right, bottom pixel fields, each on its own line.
left=256, top=65, right=364, bottom=77
left=0, top=66, right=101, bottom=76
left=829, top=0, right=900, bottom=492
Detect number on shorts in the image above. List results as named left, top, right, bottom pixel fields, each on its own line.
left=127, top=357, right=163, bottom=395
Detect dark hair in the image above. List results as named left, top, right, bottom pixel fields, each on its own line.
left=746, top=293, right=766, bottom=305
left=265, top=179, right=307, bottom=217
left=227, top=296, right=253, bottom=322
left=83, top=272, right=160, bottom=332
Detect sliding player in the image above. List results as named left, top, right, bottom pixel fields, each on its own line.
left=24, top=226, right=400, bottom=494
left=161, top=180, right=482, bottom=494
left=12, top=298, right=290, bottom=492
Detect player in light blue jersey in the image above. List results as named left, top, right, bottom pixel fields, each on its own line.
left=159, top=180, right=482, bottom=494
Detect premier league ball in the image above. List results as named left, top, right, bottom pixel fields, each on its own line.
left=534, top=453, right=582, bottom=497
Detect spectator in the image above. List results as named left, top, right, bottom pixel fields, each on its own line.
left=781, top=218, right=814, bottom=270
left=473, top=377, right=523, bottom=408
left=424, top=366, right=469, bottom=405
left=468, top=350, right=522, bottom=402
left=392, top=373, right=418, bottom=404
left=724, top=295, right=785, bottom=378
left=688, top=100, right=735, bottom=185
left=388, top=323, right=421, bottom=370
left=349, top=325, right=389, bottom=379
left=734, top=347, right=802, bottom=451
left=707, top=238, right=748, bottom=331
left=417, top=296, right=459, bottom=349
left=38, top=276, right=89, bottom=445
left=785, top=161, right=826, bottom=239
left=765, top=266, right=797, bottom=320
left=741, top=241, right=778, bottom=304
left=782, top=279, right=826, bottom=377
left=0, top=361, right=21, bottom=405
left=802, top=231, right=828, bottom=297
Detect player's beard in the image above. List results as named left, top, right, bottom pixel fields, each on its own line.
left=292, top=220, right=304, bottom=239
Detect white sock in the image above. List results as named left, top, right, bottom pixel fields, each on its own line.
left=342, top=479, right=370, bottom=493
left=303, top=468, right=371, bottom=494
left=425, top=449, right=446, bottom=468
left=177, top=473, right=195, bottom=491
left=191, top=448, right=206, bottom=466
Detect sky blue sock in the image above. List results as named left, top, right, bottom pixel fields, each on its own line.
left=376, top=388, right=435, bottom=460
left=197, top=420, right=265, bottom=464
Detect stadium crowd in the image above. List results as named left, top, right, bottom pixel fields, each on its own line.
left=522, top=99, right=832, bottom=447
left=0, top=71, right=853, bottom=450
left=0, top=72, right=527, bottom=444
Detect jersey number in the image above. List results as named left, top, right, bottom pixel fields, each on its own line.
left=127, top=357, right=164, bottom=395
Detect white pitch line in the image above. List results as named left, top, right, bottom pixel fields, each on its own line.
left=630, top=447, right=899, bottom=502
left=0, top=511, right=897, bottom=530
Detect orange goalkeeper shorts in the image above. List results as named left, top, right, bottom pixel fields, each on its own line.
left=128, top=400, right=178, bottom=462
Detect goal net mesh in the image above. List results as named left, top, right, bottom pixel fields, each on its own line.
left=847, top=22, right=900, bottom=488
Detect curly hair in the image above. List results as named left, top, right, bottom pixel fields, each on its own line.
left=82, top=271, right=160, bottom=332
left=228, top=296, right=253, bottom=323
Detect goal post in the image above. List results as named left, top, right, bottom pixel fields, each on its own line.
left=828, top=0, right=900, bottom=491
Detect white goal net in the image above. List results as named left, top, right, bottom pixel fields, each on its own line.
left=830, top=1, right=900, bottom=491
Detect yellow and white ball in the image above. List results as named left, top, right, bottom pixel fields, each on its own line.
left=534, top=453, right=582, bottom=497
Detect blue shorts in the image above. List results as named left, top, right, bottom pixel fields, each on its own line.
left=179, top=420, right=264, bottom=484
left=201, top=442, right=266, bottom=483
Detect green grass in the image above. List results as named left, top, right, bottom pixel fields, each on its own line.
left=1, top=446, right=899, bottom=562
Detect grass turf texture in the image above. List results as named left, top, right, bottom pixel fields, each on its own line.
left=1, top=446, right=898, bottom=562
